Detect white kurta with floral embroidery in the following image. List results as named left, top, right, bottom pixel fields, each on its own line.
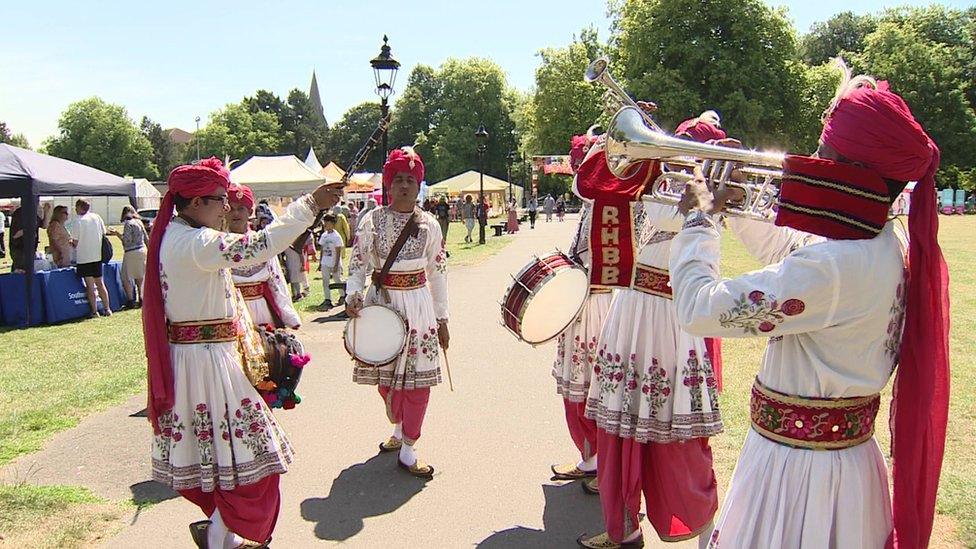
left=346, top=207, right=448, bottom=390
left=231, top=256, right=301, bottom=329
left=670, top=216, right=907, bottom=549
left=151, top=197, right=316, bottom=492
left=553, top=202, right=614, bottom=402
left=584, top=202, right=723, bottom=443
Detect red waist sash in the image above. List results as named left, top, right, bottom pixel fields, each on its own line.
left=382, top=269, right=427, bottom=290
left=632, top=264, right=672, bottom=299
left=750, top=378, right=880, bottom=450
left=236, top=281, right=267, bottom=301
left=168, top=318, right=242, bottom=344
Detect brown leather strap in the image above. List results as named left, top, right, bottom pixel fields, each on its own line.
left=371, top=208, right=420, bottom=302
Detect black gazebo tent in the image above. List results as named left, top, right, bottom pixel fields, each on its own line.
left=0, top=144, right=134, bottom=324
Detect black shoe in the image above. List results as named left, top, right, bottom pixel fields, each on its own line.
left=189, top=520, right=211, bottom=548
left=337, top=296, right=345, bottom=306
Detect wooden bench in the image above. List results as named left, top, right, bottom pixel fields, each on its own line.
left=490, top=224, right=505, bottom=237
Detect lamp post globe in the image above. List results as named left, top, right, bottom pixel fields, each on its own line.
left=475, top=124, right=489, bottom=245
left=370, top=35, right=400, bottom=206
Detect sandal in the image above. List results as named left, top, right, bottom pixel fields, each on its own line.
left=398, top=458, right=434, bottom=479
left=188, top=520, right=211, bottom=549
left=582, top=475, right=600, bottom=495
left=378, top=437, right=403, bottom=453
left=551, top=462, right=597, bottom=480
left=577, top=532, right=644, bottom=548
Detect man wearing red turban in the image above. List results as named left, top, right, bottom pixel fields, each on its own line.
left=577, top=111, right=723, bottom=549
left=669, top=62, right=949, bottom=548
left=143, top=158, right=342, bottom=548
left=345, top=147, right=450, bottom=479
left=226, top=184, right=302, bottom=331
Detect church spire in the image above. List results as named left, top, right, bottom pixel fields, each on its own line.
left=309, top=70, right=327, bottom=126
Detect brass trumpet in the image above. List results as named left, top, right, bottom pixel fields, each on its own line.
left=606, top=106, right=785, bottom=221
left=585, top=56, right=664, bottom=133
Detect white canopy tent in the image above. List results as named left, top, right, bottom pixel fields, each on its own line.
left=304, top=147, right=323, bottom=173
left=427, top=170, right=523, bottom=208
left=230, top=155, right=326, bottom=199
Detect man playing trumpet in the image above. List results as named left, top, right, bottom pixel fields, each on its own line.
left=669, top=62, right=949, bottom=548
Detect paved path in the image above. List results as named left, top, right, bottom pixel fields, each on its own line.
left=3, top=214, right=698, bottom=548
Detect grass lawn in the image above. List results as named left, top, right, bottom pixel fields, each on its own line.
left=0, top=215, right=973, bottom=547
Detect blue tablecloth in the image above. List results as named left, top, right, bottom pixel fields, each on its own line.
left=0, top=271, right=46, bottom=327
left=0, top=261, right=125, bottom=327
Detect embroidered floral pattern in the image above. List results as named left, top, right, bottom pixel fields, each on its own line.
left=232, top=398, right=272, bottom=456
left=595, top=348, right=626, bottom=397
left=642, top=358, right=671, bottom=415
left=192, top=403, right=216, bottom=466
left=419, top=327, right=440, bottom=361
left=682, top=351, right=705, bottom=412
left=375, top=208, right=427, bottom=261
left=153, top=410, right=185, bottom=462
left=236, top=282, right=267, bottom=300
left=884, top=275, right=908, bottom=366
left=433, top=246, right=448, bottom=274
left=168, top=319, right=241, bottom=343
left=633, top=264, right=672, bottom=299
left=382, top=270, right=427, bottom=290
left=719, top=291, right=805, bottom=335
left=218, top=231, right=269, bottom=263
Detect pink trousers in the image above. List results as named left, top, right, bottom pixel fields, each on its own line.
left=597, top=429, right=718, bottom=543
left=378, top=386, right=431, bottom=445
left=563, top=398, right=599, bottom=460
left=178, top=474, right=280, bottom=543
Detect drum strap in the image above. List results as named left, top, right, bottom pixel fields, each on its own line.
left=372, top=209, right=420, bottom=303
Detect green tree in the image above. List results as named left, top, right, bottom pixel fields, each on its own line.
left=857, top=21, right=976, bottom=171
left=611, top=0, right=810, bottom=150
left=426, top=58, right=518, bottom=182
left=192, top=102, right=282, bottom=163
left=531, top=27, right=607, bottom=155
left=328, top=102, right=386, bottom=173
left=140, top=116, right=179, bottom=177
left=0, top=122, right=31, bottom=149
left=45, top=97, right=159, bottom=179
left=389, top=64, right=441, bottom=152
left=800, top=12, right=878, bottom=66
left=282, top=89, right=330, bottom=161
left=794, top=62, right=843, bottom=154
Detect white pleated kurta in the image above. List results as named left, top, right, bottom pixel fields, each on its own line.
left=151, top=197, right=316, bottom=492
left=585, top=203, right=723, bottom=443
left=670, top=215, right=907, bottom=548
left=553, top=203, right=614, bottom=402
left=346, top=207, right=448, bottom=390
left=231, top=257, right=302, bottom=329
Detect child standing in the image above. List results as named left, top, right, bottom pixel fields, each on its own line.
left=318, top=214, right=345, bottom=309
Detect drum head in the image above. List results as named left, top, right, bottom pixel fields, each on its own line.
left=521, top=267, right=589, bottom=344
left=344, top=305, right=407, bottom=366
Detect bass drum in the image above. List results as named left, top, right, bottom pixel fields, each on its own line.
left=500, top=251, right=590, bottom=345
left=344, top=304, right=408, bottom=367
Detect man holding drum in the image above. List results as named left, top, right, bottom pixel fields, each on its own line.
left=670, top=64, right=949, bottom=548
left=345, top=147, right=449, bottom=479
left=142, top=158, right=342, bottom=549
left=226, top=183, right=303, bottom=330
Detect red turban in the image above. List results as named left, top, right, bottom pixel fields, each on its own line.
left=143, top=157, right=231, bottom=433
left=382, top=147, right=425, bottom=192
left=228, top=183, right=255, bottom=211
left=823, top=82, right=949, bottom=549
left=675, top=111, right=726, bottom=143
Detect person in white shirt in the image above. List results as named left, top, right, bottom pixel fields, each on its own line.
left=318, top=214, right=345, bottom=309
left=71, top=199, right=111, bottom=318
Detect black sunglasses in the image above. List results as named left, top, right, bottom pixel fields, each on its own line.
left=200, top=195, right=229, bottom=206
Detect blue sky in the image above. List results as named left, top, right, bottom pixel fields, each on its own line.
left=1, top=0, right=969, bottom=147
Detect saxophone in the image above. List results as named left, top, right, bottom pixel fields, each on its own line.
left=291, top=111, right=391, bottom=251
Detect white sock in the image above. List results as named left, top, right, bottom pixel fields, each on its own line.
left=399, top=442, right=417, bottom=466
left=392, top=423, right=403, bottom=440
left=578, top=454, right=597, bottom=472
left=207, top=510, right=228, bottom=549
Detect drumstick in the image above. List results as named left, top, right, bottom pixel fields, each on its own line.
left=443, top=349, right=455, bottom=392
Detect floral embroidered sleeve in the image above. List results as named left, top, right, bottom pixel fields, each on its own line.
left=190, top=196, right=317, bottom=272
left=424, top=214, right=449, bottom=320
left=725, top=216, right=824, bottom=265
left=345, top=210, right=374, bottom=297
left=669, top=225, right=842, bottom=338
left=269, top=256, right=302, bottom=329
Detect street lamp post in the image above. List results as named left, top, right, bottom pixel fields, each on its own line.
left=370, top=35, right=400, bottom=206
left=506, top=150, right=517, bottom=204
left=475, top=124, right=489, bottom=245
left=194, top=116, right=201, bottom=161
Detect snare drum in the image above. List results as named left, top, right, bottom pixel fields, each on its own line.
left=500, top=251, right=590, bottom=345
left=344, top=304, right=408, bottom=367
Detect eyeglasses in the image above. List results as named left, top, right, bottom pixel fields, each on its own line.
left=200, top=195, right=229, bottom=206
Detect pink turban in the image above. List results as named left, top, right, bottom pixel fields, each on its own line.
left=675, top=111, right=726, bottom=143
left=228, top=183, right=255, bottom=211
left=382, top=147, right=425, bottom=192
